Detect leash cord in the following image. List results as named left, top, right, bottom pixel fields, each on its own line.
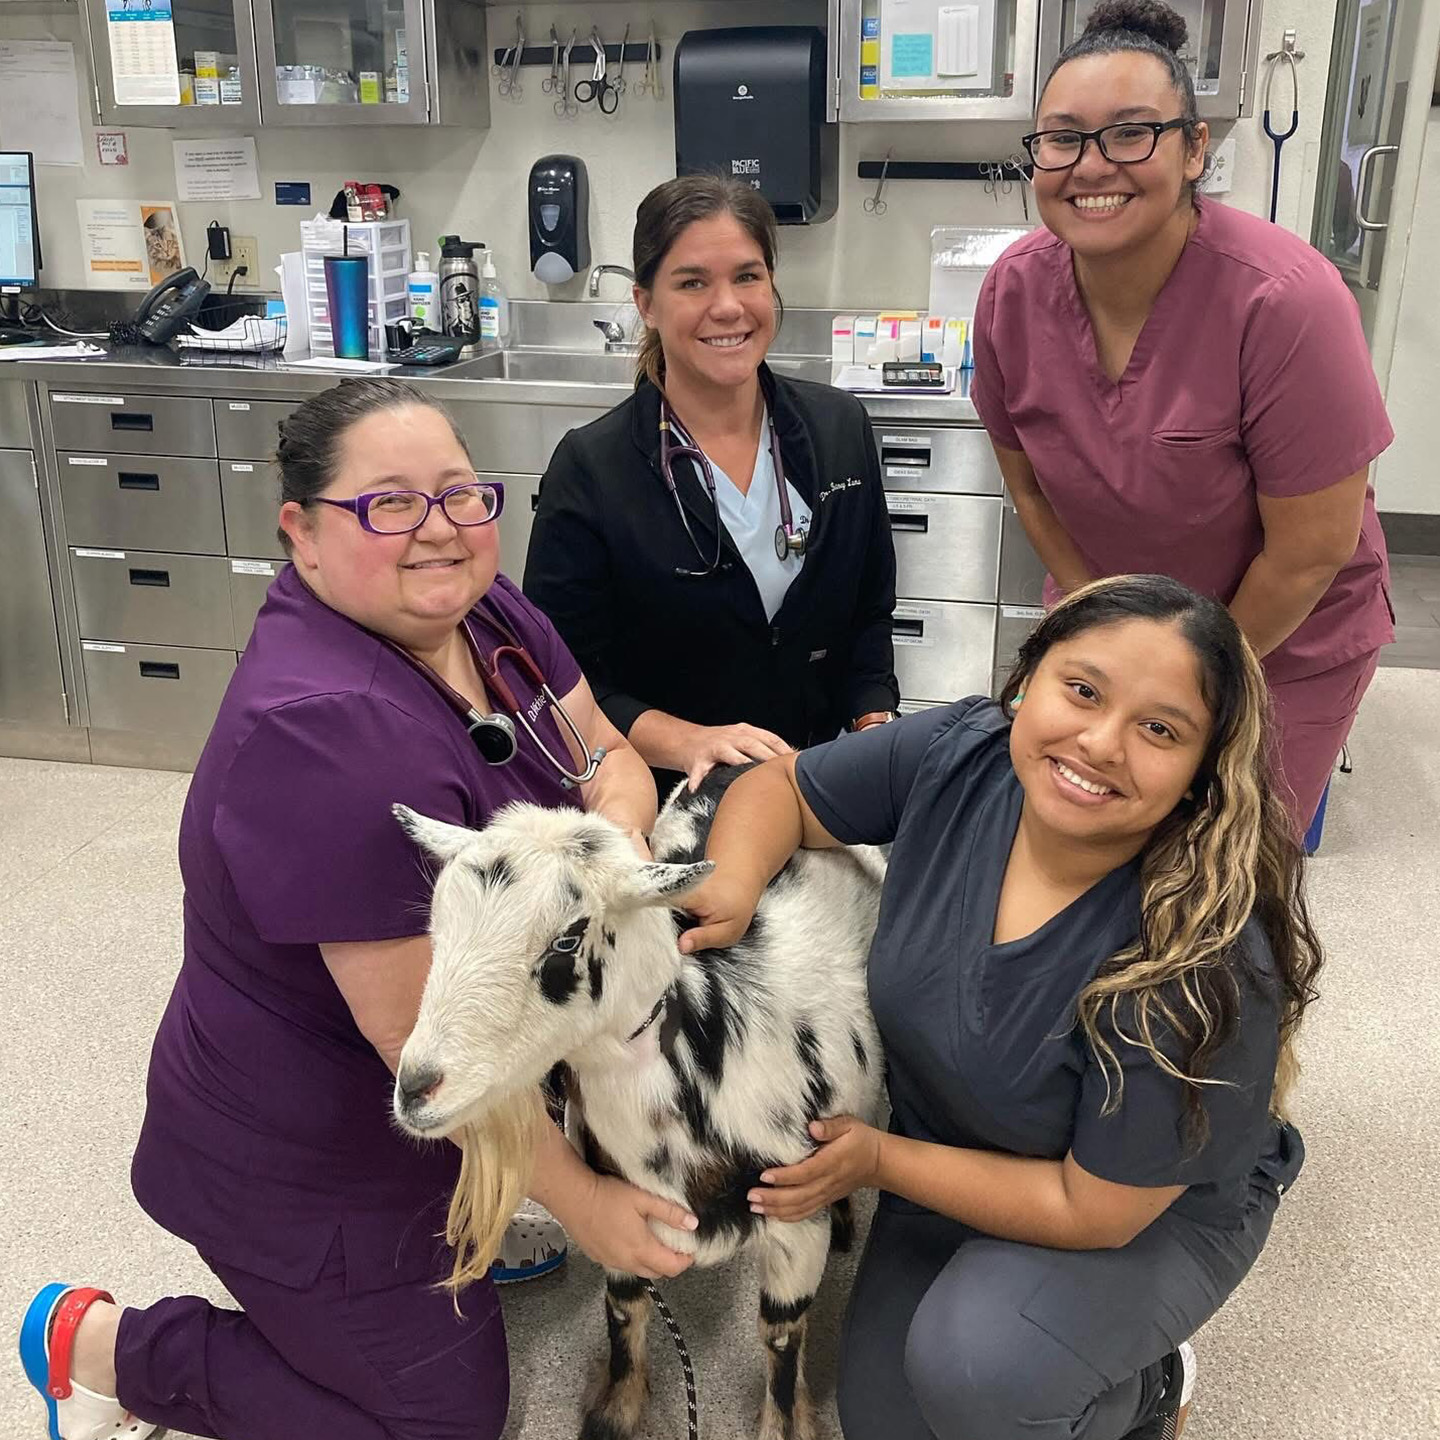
left=644, top=1279, right=699, bottom=1440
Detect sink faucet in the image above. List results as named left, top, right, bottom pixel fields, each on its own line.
left=593, top=317, right=631, bottom=352
left=587, top=264, right=635, bottom=297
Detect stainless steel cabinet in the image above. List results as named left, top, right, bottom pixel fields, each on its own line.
left=59, top=453, right=226, bottom=554
left=0, top=450, right=67, bottom=728
left=220, top=461, right=286, bottom=559
left=893, top=600, right=997, bottom=702
left=71, top=548, right=236, bottom=650
left=230, top=558, right=285, bottom=649
left=50, top=392, right=216, bottom=458
left=81, top=641, right=236, bottom=735
left=489, top=472, right=541, bottom=580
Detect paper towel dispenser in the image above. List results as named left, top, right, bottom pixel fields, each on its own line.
left=674, top=27, right=837, bottom=225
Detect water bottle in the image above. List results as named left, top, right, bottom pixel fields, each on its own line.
left=437, top=235, right=481, bottom=354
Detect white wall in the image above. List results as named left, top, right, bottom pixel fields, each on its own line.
left=0, top=0, right=1337, bottom=309
left=1375, top=108, right=1440, bottom=516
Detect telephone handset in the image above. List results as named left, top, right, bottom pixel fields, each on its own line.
left=134, top=267, right=210, bottom=344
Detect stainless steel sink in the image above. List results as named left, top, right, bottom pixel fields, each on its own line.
left=442, top=348, right=833, bottom=387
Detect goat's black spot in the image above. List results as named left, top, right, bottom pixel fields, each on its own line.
left=766, top=1326, right=802, bottom=1419
left=686, top=1146, right=770, bottom=1243
left=759, top=1292, right=814, bottom=1327
left=580, top=1410, right=632, bottom=1440
left=571, top=829, right=606, bottom=860
left=606, top=1273, right=647, bottom=1303
left=602, top=927, right=617, bottom=948
left=851, top=1029, right=869, bottom=1074
left=604, top=1301, right=635, bottom=1385
left=645, top=1143, right=674, bottom=1181
left=725, top=912, right=767, bottom=960
left=473, top=855, right=514, bottom=889
left=770, top=1106, right=797, bottom=1138
left=830, top=1196, right=856, bottom=1255
left=588, top=950, right=604, bottom=1003
left=562, top=880, right=582, bottom=905
left=794, top=1021, right=834, bottom=1122
left=539, top=949, right=579, bottom=1005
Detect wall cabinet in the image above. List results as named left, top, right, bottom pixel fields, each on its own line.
left=79, top=0, right=486, bottom=128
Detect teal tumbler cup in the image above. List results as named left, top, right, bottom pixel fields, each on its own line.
left=324, top=254, right=370, bottom=359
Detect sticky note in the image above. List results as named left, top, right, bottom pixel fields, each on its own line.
left=891, top=32, right=934, bottom=80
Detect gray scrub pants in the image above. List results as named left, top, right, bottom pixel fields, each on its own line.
left=837, top=1145, right=1298, bottom=1440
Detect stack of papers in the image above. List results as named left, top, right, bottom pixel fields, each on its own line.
left=0, top=341, right=107, bottom=362
left=177, top=317, right=287, bottom=353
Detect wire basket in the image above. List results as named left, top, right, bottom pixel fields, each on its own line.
left=176, top=313, right=288, bottom=355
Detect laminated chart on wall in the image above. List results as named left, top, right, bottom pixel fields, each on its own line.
left=107, top=0, right=181, bottom=107
left=880, top=0, right=997, bottom=94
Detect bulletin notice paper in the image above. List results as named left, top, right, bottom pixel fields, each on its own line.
left=0, top=42, right=85, bottom=167
left=106, top=0, right=181, bottom=107
left=173, top=138, right=262, bottom=202
left=78, top=199, right=187, bottom=291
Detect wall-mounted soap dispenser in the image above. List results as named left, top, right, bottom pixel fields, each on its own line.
left=528, top=155, right=591, bottom=285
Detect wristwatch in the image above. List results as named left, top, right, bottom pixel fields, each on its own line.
left=850, top=710, right=899, bottom=732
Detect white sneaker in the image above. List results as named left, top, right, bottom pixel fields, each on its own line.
left=1177, top=1340, right=1196, bottom=1409
left=491, top=1201, right=567, bottom=1284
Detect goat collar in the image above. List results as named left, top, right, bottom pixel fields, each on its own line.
left=626, top=994, right=667, bottom=1044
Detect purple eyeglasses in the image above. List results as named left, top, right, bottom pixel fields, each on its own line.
left=310, top=479, right=505, bottom=535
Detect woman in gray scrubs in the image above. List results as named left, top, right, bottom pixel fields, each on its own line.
left=682, top=574, right=1319, bottom=1440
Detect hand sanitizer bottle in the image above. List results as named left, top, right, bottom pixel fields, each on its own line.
left=478, top=250, right=511, bottom=346
left=407, top=251, right=440, bottom=332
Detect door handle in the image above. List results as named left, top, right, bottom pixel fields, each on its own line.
left=128, top=567, right=171, bottom=587
left=139, top=661, right=181, bottom=680
left=111, top=412, right=155, bottom=432
left=888, top=512, right=930, bottom=533
left=118, top=472, right=161, bottom=491
left=1355, top=144, right=1399, bottom=232
left=893, top=617, right=924, bottom=638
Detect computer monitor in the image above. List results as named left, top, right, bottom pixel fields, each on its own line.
left=0, top=152, right=41, bottom=295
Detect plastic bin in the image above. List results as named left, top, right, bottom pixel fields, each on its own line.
left=300, top=217, right=411, bottom=359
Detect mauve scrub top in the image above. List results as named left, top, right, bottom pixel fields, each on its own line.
left=130, top=567, right=581, bottom=1291
left=971, top=197, right=1395, bottom=683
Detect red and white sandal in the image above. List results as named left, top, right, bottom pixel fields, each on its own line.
left=19, top=1284, right=155, bottom=1440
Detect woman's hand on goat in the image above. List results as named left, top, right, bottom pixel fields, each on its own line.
left=566, top=1173, right=699, bottom=1279
left=677, top=869, right=762, bottom=954
left=747, top=1117, right=883, bottom=1222
left=685, top=724, right=794, bottom=793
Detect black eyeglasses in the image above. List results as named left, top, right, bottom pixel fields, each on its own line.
left=1022, top=118, right=1191, bottom=171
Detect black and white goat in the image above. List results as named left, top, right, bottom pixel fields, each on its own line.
left=392, top=767, right=885, bottom=1440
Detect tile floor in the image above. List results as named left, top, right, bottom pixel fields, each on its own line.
left=1384, top=554, right=1440, bottom=669
left=2, top=666, right=1438, bottom=1440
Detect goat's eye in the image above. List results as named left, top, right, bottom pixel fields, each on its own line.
left=551, top=934, right=582, bottom=954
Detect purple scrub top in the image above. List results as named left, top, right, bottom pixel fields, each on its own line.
left=971, top=197, right=1394, bottom=683
left=131, top=566, right=582, bottom=1290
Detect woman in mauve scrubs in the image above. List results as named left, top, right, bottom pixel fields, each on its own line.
left=21, top=380, right=697, bottom=1440
left=970, top=0, right=1394, bottom=834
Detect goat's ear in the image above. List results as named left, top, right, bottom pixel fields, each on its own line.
left=616, top=859, right=715, bottom=908
left=393, top=804, right=477, bottom=863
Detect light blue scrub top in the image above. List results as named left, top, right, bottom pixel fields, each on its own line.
left=707, top=408, right=812, bottom=622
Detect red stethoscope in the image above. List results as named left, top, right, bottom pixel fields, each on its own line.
left=381, top=606, right=604, bottom=789
left=658, top=399, right=810, bottom=578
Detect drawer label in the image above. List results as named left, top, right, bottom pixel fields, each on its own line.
left=231, top=560, right=276, bottom=576
left=228, top=463, right=255, bottom=472
left=227, top=402, right=252, bottom=411
left=68, top=456, right=109, bottom=466
left=886, top=467, right=927, bottom=481
left=82, top=642, right=126, bottom=653
left=886, top=495, right=929, bottom=512
left=53, top=394, right=125, bottom=406
left=894, top=604, right=936, bottom=618
left=881, top=434, right=930, bottom=446
left=1001, top=605, right=1045, bottom=621
left=74, top=548, right=125, bottom=559
left=893, top=634, right=934, bottom=648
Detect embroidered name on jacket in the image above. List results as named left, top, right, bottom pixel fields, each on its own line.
left=818, top=476, right=864, bottom=502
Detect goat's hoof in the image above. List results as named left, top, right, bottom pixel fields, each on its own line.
left=757, top=1392, right=816, bottom=1440
left=579, top=1380, right=650, bottom=1440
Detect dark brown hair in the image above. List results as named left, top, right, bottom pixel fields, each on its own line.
left=273, top=379, right=471, bottom=551
left=631, top=175, right=782, bottom=390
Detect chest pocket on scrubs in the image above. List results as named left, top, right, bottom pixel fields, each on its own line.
left=1142, top=426, right=1247, bottom=533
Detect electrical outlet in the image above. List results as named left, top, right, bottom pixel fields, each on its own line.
left=213, top=235, right=260, bottom=288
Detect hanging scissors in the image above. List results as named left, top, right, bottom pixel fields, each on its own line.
left=1003, top=153, right=1031, bottom=222
left=496, top=14, right=524, bottom=96
left=635, top=23, right=663, bottom=98
left=491, top=12, right=520, bottom=76
left=864, top=151, right=892, bottom=215
left=575, top=28, right=619, bottom=113
left=541, top=26, right=562, bottom=94
left=610, top=23, right=630, bottom=99
left=554, top=29, right=579, bottom=117
left=1262, top=48, right=1300, bottom=225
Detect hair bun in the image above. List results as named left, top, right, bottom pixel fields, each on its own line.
left=1082, top=0, right=1187, bottom=53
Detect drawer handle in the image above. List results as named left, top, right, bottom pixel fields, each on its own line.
left=531, top=493, right=540, bottom=512
left=889, top=513, right=930, bottom=533
left=118, top=472, right=160, bottom=491
left=882, top=446, right=931, bottom=467
left=111, top=412, right=154, bottom=432
left=139, top=661, right=181, bottom=680
left=128, top=567, right=171, bottom=588
left=894, top=617, right=924, bottom=639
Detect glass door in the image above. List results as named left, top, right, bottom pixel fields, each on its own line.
left=84, top=0, right=261, bottom=128
left=1311, top=0, right=1419, bottom=341
left=252, top=0, right=430, bottom=125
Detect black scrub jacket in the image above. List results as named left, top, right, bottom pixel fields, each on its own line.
left=523, top=367, right=899, bottom=775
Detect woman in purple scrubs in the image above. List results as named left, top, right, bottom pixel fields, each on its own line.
left=971, top=0, right=1395, bottom=834
left=22, top=380, right=698, bottom=1440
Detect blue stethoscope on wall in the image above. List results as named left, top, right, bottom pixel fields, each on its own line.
left=1262, top=46, right=1300, bottom=225
left=658, top=399, right=810, bottom=578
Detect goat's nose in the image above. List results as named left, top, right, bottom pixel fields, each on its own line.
left=397, top=1063, right=444, bottom=1111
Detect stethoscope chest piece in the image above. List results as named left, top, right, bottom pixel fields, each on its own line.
left=774, top=523, right=809, bottom=563
left=466, top=710, right=518, bottom=766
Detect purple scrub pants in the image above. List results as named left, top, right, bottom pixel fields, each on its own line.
left=1269, top=648, right=1381, bottom=834
left=113, top=1235, right=508, bottom=1440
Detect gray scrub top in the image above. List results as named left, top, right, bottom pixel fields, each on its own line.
left=795, top=696, right=1294, bottom=1229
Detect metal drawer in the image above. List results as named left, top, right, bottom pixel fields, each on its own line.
left=59, top=453, right=225, bottom=554
left=71, top=548, right=234, bottom=649
left=50, top=392, right=216, bottom=458
left=488, top=472, right=541, bottom=578
left=214, top=399, right=296, bottom=460
left=998, top=501, right=1048, bottom=606
left=220, top=461, right=286, bottom=559
left=229, top=558, right=286, bottom=650
left=873, top=424, right=1002, bottom=496
left=81, top=640, right=234, bottom=735
left=0, top=381, right=33, bottom=448
left=886, top=492, right=1001, bottom=604
left=892, top=600, right=997, bottom=704
left=992, top=605, right=1044, bottom=697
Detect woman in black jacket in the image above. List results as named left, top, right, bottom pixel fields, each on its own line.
left=525, top=176, right=899, bottom=794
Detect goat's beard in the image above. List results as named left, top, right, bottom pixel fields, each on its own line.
left=445, top=1084, right=548, bottom=1291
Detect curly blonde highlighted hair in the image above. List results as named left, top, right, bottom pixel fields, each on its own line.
left=999, top=575, right=1323, bottom=1145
